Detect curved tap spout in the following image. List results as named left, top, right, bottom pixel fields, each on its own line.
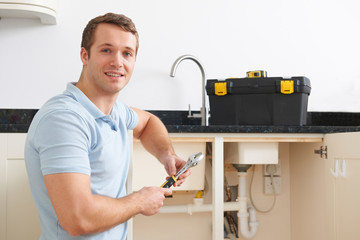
left=170, top=54, right=208, bottom=126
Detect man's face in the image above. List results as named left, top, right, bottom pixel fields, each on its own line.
left=80, top=23, right=137, bottom=95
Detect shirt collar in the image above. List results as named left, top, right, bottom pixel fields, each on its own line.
left=63, top=82, right=106, bottom=119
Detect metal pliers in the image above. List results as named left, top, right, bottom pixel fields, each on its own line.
left=161, top=152, right=204, bottom=188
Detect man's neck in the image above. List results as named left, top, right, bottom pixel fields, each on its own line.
left=76, top=75, right=118, bottom=115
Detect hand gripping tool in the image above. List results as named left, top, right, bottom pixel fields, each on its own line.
left=161, top=152, right=204, bottom=188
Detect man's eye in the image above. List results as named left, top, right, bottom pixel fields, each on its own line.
left=102, top=49, right=110, bottom=53
left=124, top=52, right=132, bottom=57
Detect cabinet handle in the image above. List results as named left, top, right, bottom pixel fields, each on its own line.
left=330, top=160, right=339, bottom=178
left=330, top=159, right=346, bottom=178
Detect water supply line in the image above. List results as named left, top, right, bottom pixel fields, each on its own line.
left=225, top=176, right=238, bottom=238
left=224, top=216, right=237, bottom=240
left=249, top=165, right=277, bottom=213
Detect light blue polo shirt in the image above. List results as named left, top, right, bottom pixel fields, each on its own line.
left=25, top=82, right=138, bottom=240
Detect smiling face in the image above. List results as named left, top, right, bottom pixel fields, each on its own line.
left=80, top=23, right=137, bottom=96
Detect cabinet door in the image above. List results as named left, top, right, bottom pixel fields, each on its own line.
left=289, top=140, right=335, bottom=240
left=325, top=132, right=360, bottom=240
left=4, top=134, right=41, bottom=240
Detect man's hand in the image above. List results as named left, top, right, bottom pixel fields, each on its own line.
left=135, top=187, right=172, bottom=216
left=162, top=154, right=191, bottom=187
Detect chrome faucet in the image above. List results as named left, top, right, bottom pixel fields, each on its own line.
left=170, top=54, right=208, bottom=126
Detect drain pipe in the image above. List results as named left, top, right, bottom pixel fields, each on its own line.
left=237, top=171, right=258, bottom=239
left=159, top=164, right=258, bottom=239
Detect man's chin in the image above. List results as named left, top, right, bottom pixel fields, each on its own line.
left=109, top=83, right=128, bottom=94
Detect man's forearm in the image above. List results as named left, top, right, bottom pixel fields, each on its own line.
left=138, top=114, right=175, bottom=163
left=70, top=187, right=170, bottom=236
left=68, top=192, right=140, bottom=236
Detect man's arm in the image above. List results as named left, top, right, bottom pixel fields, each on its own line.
left=131, top=108, right=190, bottom=186
left=44, top=173, right=172, bottom=236
left=43, top=108, right=187, bottom=237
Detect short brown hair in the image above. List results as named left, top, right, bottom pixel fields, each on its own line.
left=81, top=12, right=139, bottom=57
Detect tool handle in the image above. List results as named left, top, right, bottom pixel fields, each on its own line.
left=160, top=175, right=177, bottom=188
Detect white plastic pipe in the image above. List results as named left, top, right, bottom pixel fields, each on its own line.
left=159, top=201, right=242, bottom=214
left=159, top=172, right=258, bottom=239
left=159, top=203, right=211, bottom=215
left=238, top=172, right=258, bottom=239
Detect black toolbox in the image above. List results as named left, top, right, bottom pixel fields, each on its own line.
left=206, top=75, right=311, bottom=125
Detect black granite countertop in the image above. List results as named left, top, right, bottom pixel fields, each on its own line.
left=1, top=109, right=360, bottom=134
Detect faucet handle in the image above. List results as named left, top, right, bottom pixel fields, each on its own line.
left=187, top=104, right=201, bottom=119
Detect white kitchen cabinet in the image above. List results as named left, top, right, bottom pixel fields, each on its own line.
left=290, top=132, right=360, bottom=240
left=0, top=133, right=41, bottom=240
left=2, top=130, right=360, bottom=240
left=0, top=0, right=57, bottom=24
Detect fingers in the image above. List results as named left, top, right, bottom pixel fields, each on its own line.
left=137, top=187, right=172, bottom=216
left=163, top=154, right=185, bottom=176
left=162, top=188, right=172, bottom=196
left=162, top=155, right=192, bottom=187
left=173, top=169, right=191, bottom=187
left=178, top=169, right=191, bottom=179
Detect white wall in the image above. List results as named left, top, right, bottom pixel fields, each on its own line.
left=1, top=0, right=360, bottom=111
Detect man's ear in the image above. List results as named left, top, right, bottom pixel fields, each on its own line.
left=80, top=47, right=89, bottom=66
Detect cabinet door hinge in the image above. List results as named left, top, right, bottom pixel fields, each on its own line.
left=314, top=145, right=328, bottom=159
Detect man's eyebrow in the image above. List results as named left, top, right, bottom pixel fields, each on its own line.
left=97, top=43, right=113, bottom=48
left=124, top=46, right=136, bottom=53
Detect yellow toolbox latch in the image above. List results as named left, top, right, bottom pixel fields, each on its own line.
left=281, top=80, right=294, bottom=94
left=214, top=82, right=227, bottom=96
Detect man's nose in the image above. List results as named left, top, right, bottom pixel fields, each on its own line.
left=111, top=53, right=124, bottom=68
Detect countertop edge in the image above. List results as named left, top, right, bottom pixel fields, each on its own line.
left=1, top=109, right=360, bottom=134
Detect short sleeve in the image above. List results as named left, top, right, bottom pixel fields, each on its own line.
left=116, top=102, right=138, bottom=130
left=33, top=110, right=92, bottom=176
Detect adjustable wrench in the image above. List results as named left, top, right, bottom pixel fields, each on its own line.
left=161, top=152, right=204, bottom=188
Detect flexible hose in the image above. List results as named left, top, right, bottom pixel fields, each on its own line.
left=249, top=165, right=276, bottom=213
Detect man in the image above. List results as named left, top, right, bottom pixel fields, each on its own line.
left=25, top=12, right=190, bottom=239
